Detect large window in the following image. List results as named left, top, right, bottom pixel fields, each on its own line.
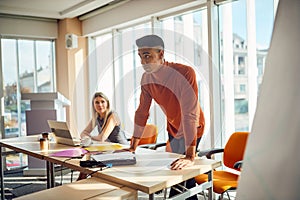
left=93, top=24, right=152, bottom=138
left=218, top=0, right=277, bottom=142
left=87, top=0, right=277, bottom=152
left=93, top=9, right=210, bottom=148
left=0, top=38, right=55, bottom=170
left=159, top=9, right=210, bottom=148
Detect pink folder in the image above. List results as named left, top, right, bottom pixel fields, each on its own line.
left=49, top=148, right=88, bottom=158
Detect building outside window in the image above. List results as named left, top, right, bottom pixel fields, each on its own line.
left=219, top=0, right=277, bottom=139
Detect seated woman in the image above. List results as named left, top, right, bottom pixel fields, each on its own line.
left=77, top=92, right=128, bottom=180
left=80, top=91, right=128, bottom=144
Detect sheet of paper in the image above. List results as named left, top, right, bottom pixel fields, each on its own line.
left=91, top=151, right=135, bottom=162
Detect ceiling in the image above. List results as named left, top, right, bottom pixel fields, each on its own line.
left=0, top=0, right=120, bottom=19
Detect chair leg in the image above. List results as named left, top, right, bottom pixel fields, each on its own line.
left=218, top=193, right=223, bottom=200
left=226, top=191, right=231, bottom=200
left=201, top=191, right=207, bottom=200
left=60, top=165, right=63, bottom=185
left=70, top=170, right=74, bottom=182
left=163, top=188, right=167, bottom=199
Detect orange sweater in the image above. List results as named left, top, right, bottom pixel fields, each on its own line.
left=134, top=61, right=205, bottom=146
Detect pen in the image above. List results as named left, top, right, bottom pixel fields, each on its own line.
left=100, top=163, right=112, bottom=170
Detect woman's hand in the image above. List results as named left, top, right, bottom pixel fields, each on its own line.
left=170, top=157, right=194, bottom=170
left=80, top=135, right=92, bottom=146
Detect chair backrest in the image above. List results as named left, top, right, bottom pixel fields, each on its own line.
left=138, top=124, right=158, bottom=145
left=223, top=131, right=249, bottom=170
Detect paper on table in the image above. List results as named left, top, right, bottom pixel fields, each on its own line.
left=91, top=151, right=135, bottom=162
left=84, top=143, right=123, bottom=152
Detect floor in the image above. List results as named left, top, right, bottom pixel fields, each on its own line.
left=2, top=167, right=236, bottom=200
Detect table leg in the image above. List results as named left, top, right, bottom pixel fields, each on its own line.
left=0, top=147, right=4, bottom=200
left=46, top=161, right=50, bottom=188
left=46, top=161, right=55, bottom=188
left=207, top=170, right=213, bottom=200
left=149, top=193, right=154, bottom=200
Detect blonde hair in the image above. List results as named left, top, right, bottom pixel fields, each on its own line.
left=91, top=92, right=111, bottom=128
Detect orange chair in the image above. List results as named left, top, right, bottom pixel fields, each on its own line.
left=130, top=124, right=158, bottom=147
left=195, top=131, right=249, bottom=200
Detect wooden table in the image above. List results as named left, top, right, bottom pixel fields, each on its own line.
left=14, top=177, right=137, bottom=200
left=0, top=136, right=221, bottom=200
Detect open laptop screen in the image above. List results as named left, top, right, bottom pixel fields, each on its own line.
left=47, top=120, right=80, bottom=146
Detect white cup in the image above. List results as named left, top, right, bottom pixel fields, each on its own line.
left=81, top=136, right=92, bottom=147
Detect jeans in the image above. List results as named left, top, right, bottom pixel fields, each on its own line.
left=168, top=134, right=201, bottom=200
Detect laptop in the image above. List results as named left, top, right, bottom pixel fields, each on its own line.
left=47, top=120, right=81, bottom=146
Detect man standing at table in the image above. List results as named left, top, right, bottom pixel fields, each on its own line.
left=129, top=34, right=205, bottom=199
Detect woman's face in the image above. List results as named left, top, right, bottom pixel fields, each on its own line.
left=93, top=96, right=108, bottom=115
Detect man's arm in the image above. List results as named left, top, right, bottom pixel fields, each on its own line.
left=180, top=67, right=199, bottom=158
left=130, top=85, right=152, bottom=151
left=168, top=66, right=199, bottom=170
left=129, top=136, right=141, bottom=152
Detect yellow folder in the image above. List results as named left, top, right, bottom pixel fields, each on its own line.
left=84, top=143, right=123, bottom=152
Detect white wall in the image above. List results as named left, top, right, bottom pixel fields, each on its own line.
left=82, top=0, right=203, bottom=36
left=0, top=0, right=202, bottom=39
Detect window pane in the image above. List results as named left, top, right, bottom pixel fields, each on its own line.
left=1, top=38, right=55, bottom=171
left=19, top=40, right=35, bottom=93
left=95, top=34, right=114, bottom=98
left=160, top=9, right=210, bottom=149
left=219, top=0, right=276, bottom=138
left=115, top=24, right=151, bottom=135
left=1, top=38, right=26, bottom=170
left=1, top=39, right=19, bottom=139
left=36, top=41, right=54, bottom=92
left=255, top=0, right=275, bottom=92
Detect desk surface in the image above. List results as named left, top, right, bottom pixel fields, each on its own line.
left=0, top=136, right=221, bottom=195
left=0, top=135, right=77, bottom=159
left=14, top=177, right=136, bottom=200
left=90, top=150, right=220, bottom=194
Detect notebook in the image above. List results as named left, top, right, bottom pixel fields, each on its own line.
left=90, top=151, right=136, bottom=166
left=47, top=120, right=81, bottom=146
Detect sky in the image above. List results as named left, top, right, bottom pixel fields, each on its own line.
left=232, top=0, right=275, bottom=49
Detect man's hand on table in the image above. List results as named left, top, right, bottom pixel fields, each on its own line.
left=170, top=157, right=195, bottom=170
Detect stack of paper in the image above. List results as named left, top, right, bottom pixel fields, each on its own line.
left=91, top=152, right=136, bottom=166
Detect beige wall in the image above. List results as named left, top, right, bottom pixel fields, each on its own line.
left=56, top=18, right=88, bottom=134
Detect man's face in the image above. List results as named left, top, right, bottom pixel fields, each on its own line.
left=138, top=48, right=163, bottom=73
